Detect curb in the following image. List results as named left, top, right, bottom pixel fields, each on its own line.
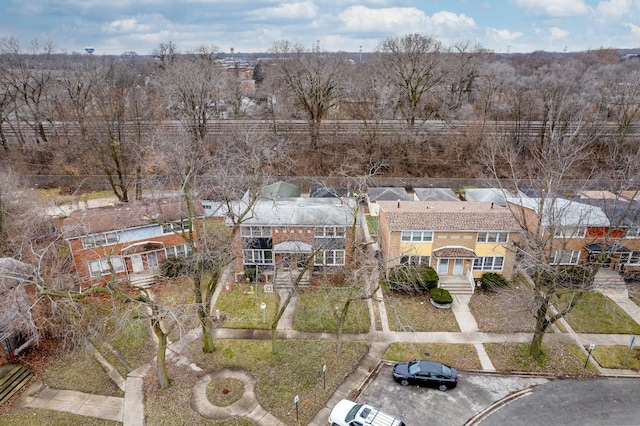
left=465, top=387, right=535, bottom=426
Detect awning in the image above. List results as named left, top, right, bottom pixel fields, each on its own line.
left=272, top=240, right=313, bottom=253
left=585, top=242, right=631, bottom=254
left=121, top=241, right=165, bottom=255
left=432, top=247, right=477, bottom=258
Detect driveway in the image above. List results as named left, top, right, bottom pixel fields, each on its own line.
left=356, top=363, right=548, bottom=426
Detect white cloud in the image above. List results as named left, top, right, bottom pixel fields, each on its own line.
left=513, top=0, right=591, bottom=17
left=594, top=0, right=632, bottom=20
left=247, top=1, right=319, bottom=20
left=486, top=27, right=524, bottom=42
left=338, top=6, right=429, bottom=32
left=431, top=11, right=476, bottom=29
left=624, top=22, right=640, bottom=36
left=533, top=25, right=569, bottom=41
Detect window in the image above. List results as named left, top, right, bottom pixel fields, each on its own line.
left=550, top=250, right=580, bottom=265
left=620, top=251, right=640, bottom=265
left=165, top=244, right=192, bottom=259
left=162, top=219, right=191, bottom=234
left=553, top=227, right=586, bottom=238
left=401, top=231, right=433, bottom=242
left=241, top=226, right=272, bottom=237
left=315, top=250, right=346, bottom=266
left=626, top=227, right=640, bottom=238
left=243, top=249, right=273, bottom=265
left=473, top=256, right=504, bottom=271
left=476, top=232, right=509, bottom=243
left=400, top=255, right=431, bottom=266
left=83, top=232, right=119, bottom=248
left=315, top=226, right=346, bottom=238
left=88, top=257, right=124, bottom=277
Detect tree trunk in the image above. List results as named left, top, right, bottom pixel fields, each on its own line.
left=529, top=293, right=550, bottom=359
left=194, top=272, right=216, bottom=353
left=153, top=320, right=171, bottom=389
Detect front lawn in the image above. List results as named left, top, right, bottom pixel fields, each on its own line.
left=384, top=343, right=482, bottom=370
left=214, top=282, right=279, bottom=329
left=469, top=288, right=536, bottom=333
left=560, top=292, right=640, bottom=334
left=383, top=287, right=459, bottom=332
left=294, top=287, right=370, bottom=333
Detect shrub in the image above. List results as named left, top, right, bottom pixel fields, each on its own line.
left=535, top=266, right=590, bottom=288
left=430, top=287, right=453, bottom=304
left=624, top=270, right=640, bottom=284
left=480, top=272, right=508, bottom=292
left=386, top=264, right=439, bottom=294
left=161, top=257, right=189, bottom=277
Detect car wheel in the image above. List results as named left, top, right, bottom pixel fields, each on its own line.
left=438, top=384, right=448, bottom=392
left=400, top=379, right=409, bottom=386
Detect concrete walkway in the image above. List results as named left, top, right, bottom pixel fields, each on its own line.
left=14, top=273, right=640, bottom=426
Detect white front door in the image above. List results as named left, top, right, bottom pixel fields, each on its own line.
left=437, top=258, right=449, bottom=275
left=453, top=259, right=464, bottom=275
left=131, top=254, right=144, bottom=273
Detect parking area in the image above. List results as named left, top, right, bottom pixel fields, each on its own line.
left=356, top=363, right=549, bottom=426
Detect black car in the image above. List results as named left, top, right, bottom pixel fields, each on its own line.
left=392, top=360, right=458, bottom=391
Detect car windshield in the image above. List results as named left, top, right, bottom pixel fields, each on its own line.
left=441, top=364, right=452, bottom=377
left=408, top=361, right=421, bottom=375
left=345, top=404, right=363, bottom=422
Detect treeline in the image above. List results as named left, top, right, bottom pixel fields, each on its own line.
left=0, top=34, right=638, bottom=192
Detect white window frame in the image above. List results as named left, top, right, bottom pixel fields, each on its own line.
left=89, top=256, right=125, bottom=277
left=472, top=256, right=504, bottom=271
left=401, top=230, right=433, bottom=242
left=553, top=227, right=586, bottom=238
left=162, top=219, right=191, bottom=234
left=400, top=255, right=431, bottom=266
left=315, top=226, right=346, bottom=238
left=241, top=226, right=272, bottom=237
left=243, top=249, right=274, bottom=265
left=165, top=244, right=192, bottom=259
left=476, top=232, right=509, bottom=243
left=620, top=251, right=640, bottom=265
left=314, top=249, right=346, bottom=266
left=625, top=227, right=640, bottom=238
left=550, top=250, right=581, bottom=265
left=83, top=231, right=119, bottom=248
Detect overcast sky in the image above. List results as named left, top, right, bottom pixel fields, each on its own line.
left=1, top=0, right=639, bottom=56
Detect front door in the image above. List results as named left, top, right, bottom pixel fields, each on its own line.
left=131, top=254, right=144, bottom=273
left=437, top=258, right=449, bottom=275
left=453, top=259, right=464, bottom=275
left=147, top=251, right=158, bottom=268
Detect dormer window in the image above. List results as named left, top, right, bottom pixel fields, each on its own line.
left=162, top=219, right=191, bottom=234
left=83, top=231, right=119, bottom=248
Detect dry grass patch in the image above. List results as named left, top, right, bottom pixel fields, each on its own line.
left=206, top=378, right=244, bottom=407
left=384, top=343, right=481, bottom=370
left=629, top=283, right=640, bottom=307
left=145, top=364, right=255, bottom=426
left=591, top=345, right=640, bottom=370
left=469, top=289, right=536, bottom=333
left=0, top=408, right=119, bottom=425
left=43, top=345, right=123, bottom=397
left=188, top=339, right=369, bottom=425
left=485, top=342, right=598, bottom=377
left=214, top=283, right=279, bottom=329
left=295, top=287, right=370, bottom=333
left=383, top=288, right=459, bottom=332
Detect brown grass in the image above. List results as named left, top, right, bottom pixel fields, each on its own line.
left=484, top=342, right=599, bottom=377
left=469, top=289, right=536, bottom=333
left=383, top=288, right=459, bottom=332
left=384, top=343, right=482, bottom=370
left=206, top=378, right=244, bottom=406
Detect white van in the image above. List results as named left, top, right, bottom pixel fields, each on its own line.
left=329, top=399, right=406, bottom=426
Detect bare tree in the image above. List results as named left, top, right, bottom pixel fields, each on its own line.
left=268, top=41, right=350, bottom=149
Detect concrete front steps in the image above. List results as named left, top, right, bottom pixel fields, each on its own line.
left=0, top=364, right=34, bottom=405
left=439, top=276, right=474, bottom=295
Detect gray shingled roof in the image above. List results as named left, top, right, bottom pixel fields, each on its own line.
left=62, top=198, right=204, bottom=237
left=367, top=187, right=412, bottom=201
left=237, top=197, right=356, bottom=226
left=378, top=201, right=520, bottom=231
